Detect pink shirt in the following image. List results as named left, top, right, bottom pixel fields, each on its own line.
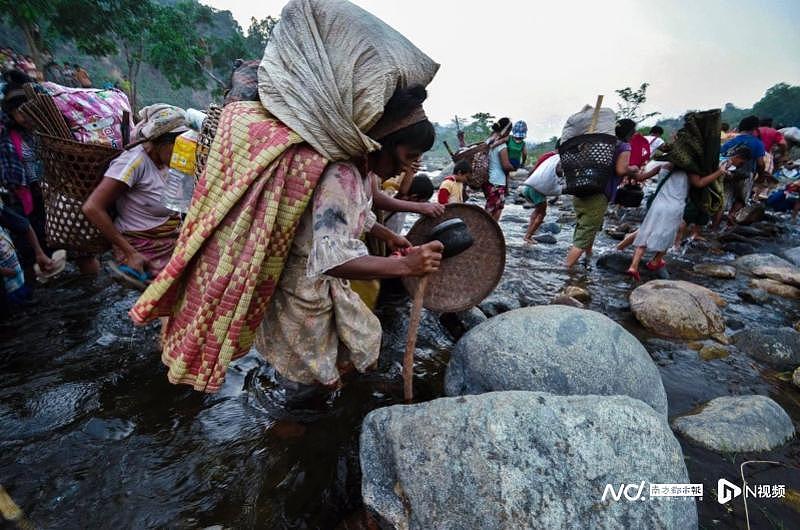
left=105, top=145, right=176, bottom=233
left=758, top=127, right=784, bottom=151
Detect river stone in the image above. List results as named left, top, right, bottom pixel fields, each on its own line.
left=699, top=344, right=729, bottom=361
left=550, top=295, right=584, bottom=308
left=360, top=392, right=695, bottom=529
left=749, top=278, right=800, bottom=299
left=444, top=306, right=668, bottom=416
left=734, top=253, right=794, bottom=275
left=562, top=285, right=590, bottom=303
left=723, top=242, right=756, bottom=255
left=783, top=246, right=800, bottom=267
left=751, top=266, right=800, bottom=287
left=630, top=280, right=726, bottom=341
left=672, top=395, right=795, bottom=452
left=539, top=221, right=562, bottom=234
left=734, top=202, right=766, bottom=225
left=794, top=367, right=800, bottom=388
left=738, top=288, right=770, bottom=304
left=532, top=233, right=557, bottom=244
left=732, top=327, right=800, bottom=370
left=693, top=263, right=736, bottom=279
left=478, top=292, right=521, bottom=317
left=597, top=251, right=633, bottom=273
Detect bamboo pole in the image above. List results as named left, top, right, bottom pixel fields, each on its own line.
left=588, top=94, right=604, bottom=134
left=403, top=275, right=428, bottom=402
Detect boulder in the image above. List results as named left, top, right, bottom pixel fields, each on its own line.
left=783, top=246, right=800, bottom=267
left=439, top=307, right=489, bottom=340
left=793, top=367, right=800, bottom=389
left=738, top=288, right=769, bottom=304
left=444, top=306, right=668, bottom=416
left=361, top=392, right=696, bottom=530
left=693, top=263, right=736, bottom=279
left=734, top=253, right=794, bottom=275
left=597, top=251, right=634, bottom=274
left=629, top=280, right=726, bottom=341
left=672, top=395, right=794, bottom=452
left=478, top=292, right=522, bottom=317
left=732, top=327, right=800, bottom=370
left=699, top=344, right=730, bottom=361
left=751, top=266, right=800, bottom=287
left=749, top=278, right=800, bottom=299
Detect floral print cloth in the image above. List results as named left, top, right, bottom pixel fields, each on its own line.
left=255, top=162, right=381, bottom=385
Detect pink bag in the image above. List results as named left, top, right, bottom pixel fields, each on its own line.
left=42, top=82, right=132, bottom=149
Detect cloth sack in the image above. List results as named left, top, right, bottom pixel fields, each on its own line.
left=560, top=104, right=616, bottom=143
left=258, top=0, right=439, bottom=161
left=523, top=153, right=562, bottom=196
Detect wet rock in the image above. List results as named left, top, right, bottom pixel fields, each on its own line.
left=478, top=292, right=521, bottom=317
left=630, top=280, right=726, bottom=342
left=604, top=227, right=630, bottom=241
left=361, top=392, right=695, bottom=529
left=699, top=344, right=730, bottom=361
left=723, top=242, right=757, bottom=255
left=561, top=285, right=590, bottom=303
left=550, top=295, right=584, bottom=308
left=539, top=222, right=562, bottom=234
left=732, top=327, right=800, bottom=370
left=693, top=263, right=736, bottom=279
left=444, top=306, right=668, bottom=416
left=751, top=266, right=800, bottom=287
left=597, top=251, right=633, bottom=274
left=718, top=231, right=752, bottom=244
left=532, top=233, right=557, bottom=244
left=793, top=367, right=800, bottom=388
left=783, top=246, right=800, bottom=267
left=738, top=288, right=769, bottom=304
left=557, top=212, right=576, bottom=223
left=749, top=278, right=800, bottom=299
left=734, top=253, right=794, bottom=275
left=730, top=225, right=769, bottom=238
left=672, top=395, right=794, bottom=452
left=439, top=307, right=488, bottom=340
left=725, top=318, right=745, bottom=331
left=733, top=202, right=766, bottom=225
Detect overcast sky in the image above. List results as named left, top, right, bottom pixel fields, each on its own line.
left=204, top=0, right=800, bottom=141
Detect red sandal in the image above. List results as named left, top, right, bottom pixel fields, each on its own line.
left=646, top=260, right=666, bottom=271
left=625, top=268, right=641, bottom=282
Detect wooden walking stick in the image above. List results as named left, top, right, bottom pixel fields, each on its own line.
left=403, top=275, right=428, bottom=402
left=402, top=218, right=474, bottom=403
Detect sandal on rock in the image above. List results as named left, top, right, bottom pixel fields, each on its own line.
left=34, top=249, right=67, bottom=282
left=108, top=261, right=151, bottom=291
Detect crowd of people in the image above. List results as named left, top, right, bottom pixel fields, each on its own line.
left=0, top=46, right=93, bottom=88
left=0, top=0, right=798, bottom=396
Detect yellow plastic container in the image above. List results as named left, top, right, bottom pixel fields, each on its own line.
left=169, top=131, right=198, bottom=174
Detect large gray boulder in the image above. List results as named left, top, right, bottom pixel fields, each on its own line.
left=734, top=253, right=794, bottom=275
left=361, top=392, right=696, bottom=530
left=630, top=280, right=726, bottom=342
left=783, top=246, right=800, bottom=267
left=444, top=306, right=668, bottom=416
left=732, top=327, right=800, bottom=370
left=672, top=395, right=794, bottom=452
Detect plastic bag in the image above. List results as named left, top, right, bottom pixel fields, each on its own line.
left=523, top=153, right=562, bottom=196
left=560, top=104, right=616, bottom=143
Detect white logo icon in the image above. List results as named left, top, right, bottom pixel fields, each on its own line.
left=717, top=478, right=742, bottom=504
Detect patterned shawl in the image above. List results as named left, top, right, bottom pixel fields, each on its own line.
left=130, top=101, right=327, bottom=392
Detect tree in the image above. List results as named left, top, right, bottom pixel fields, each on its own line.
left=245, top=16, right=279, bottom=58
left=615, top=83, right=660, bottom=123
left=753, top=83, right=800, bottom=127
left=463, top=112, right=495, bottom=143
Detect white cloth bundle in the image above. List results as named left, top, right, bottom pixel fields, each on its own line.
left=560, top=104, right=616, bottom=143
left=258, top=0, right=439, bottom=161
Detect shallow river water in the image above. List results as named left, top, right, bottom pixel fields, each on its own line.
left=1, top=198, right=799, bottom=529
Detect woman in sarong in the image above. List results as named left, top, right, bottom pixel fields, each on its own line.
left=83, top=105, right=188, bottom=285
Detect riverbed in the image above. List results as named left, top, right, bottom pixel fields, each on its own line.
left=1, top=198, right=799, bottom=529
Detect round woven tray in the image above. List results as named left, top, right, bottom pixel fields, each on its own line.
left=37, top=133, right=121, bottom=253
left=402, top=203, right=505, bottom=313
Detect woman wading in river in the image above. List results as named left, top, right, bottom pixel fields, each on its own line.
left=130, top=0, right=443, bottom=392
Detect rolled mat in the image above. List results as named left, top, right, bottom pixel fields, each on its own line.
left=130, top=101, right=327, bottom=393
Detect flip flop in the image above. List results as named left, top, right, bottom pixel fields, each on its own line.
left=107, top=261, right=151, bottom=291
left=34, top=249, right=67, bottom=282
left=646, top=260, right=667, bottom=271
left=625, top=268, right=641, bottom=282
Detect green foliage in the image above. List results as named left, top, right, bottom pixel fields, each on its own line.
left=615, top=82, right=660, bottom=123
left=753, top=82, right=800, bottom=127
left=245, top=16, right=278, bottom=58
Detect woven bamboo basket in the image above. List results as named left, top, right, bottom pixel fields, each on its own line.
left=37, top=133, right=121, bottom=253
left=402, top=204, right=505, bottom=313
left=195, top=104, right=222, bottom=180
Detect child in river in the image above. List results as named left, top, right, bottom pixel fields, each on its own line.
left=437, top=160, right=471, bottom=205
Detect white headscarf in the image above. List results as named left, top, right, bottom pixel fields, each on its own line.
left=258, top=0, right=439, bottom=161
left=132, top=104, right=189, bottom=143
